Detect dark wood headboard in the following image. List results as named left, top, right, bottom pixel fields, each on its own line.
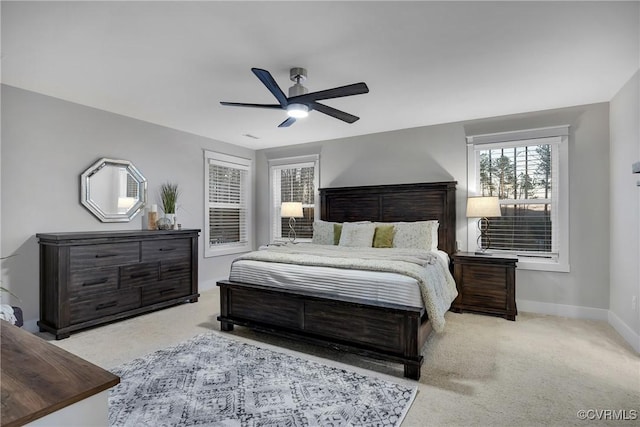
left=320, top=181, right=457, bottom=256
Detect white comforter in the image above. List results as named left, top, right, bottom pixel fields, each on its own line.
left=231, top=243, right=458, bottom=332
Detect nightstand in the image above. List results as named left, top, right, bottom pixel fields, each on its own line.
left=451, top=252, right=518, bottom=320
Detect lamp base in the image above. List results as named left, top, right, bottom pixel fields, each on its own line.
left=288, top=216, right=297, bottom=244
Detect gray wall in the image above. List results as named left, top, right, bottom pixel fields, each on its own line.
left=609, top=70, right=640, bottom=339
left=1, top=85, right=255, bottom=327
left=256, top=103, right=611, bottom=313
left=1, top=82, right=628, bottom=339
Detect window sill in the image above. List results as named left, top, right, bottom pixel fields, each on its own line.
left=515, top=259, right=570, bottom=273
left=475, top=250, right=570, bottom=272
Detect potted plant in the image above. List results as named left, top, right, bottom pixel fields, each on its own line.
left=159, top=182, right=179, bottom=226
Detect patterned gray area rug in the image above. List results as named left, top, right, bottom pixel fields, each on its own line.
left=109, top=332, right=417, bottom=427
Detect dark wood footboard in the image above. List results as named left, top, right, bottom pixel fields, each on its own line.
left=217, top=280, right=431, bottom=379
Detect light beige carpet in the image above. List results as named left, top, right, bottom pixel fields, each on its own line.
left=48, top=288, right=640, bottom=427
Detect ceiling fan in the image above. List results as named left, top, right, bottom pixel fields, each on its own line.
left=220, top=67, right=369, bottom=128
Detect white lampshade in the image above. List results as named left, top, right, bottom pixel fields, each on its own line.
left=281, top=202, right=304, bottom=218
left=466, top=196, right=501, bottom=218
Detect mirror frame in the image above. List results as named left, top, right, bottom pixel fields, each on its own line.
left=80, top=158, right=148, bottom=223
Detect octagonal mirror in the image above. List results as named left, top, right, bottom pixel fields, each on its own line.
left=80, top=158, right=147, bottom=222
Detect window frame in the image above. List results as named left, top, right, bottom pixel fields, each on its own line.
left=268, top=154, right=319, bottom=244
left=467, top=125, right=570, bottom=272
left=203, top=150, right=253, bottom=257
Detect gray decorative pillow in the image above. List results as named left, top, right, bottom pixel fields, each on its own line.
left=392, top=220, right=439, bottom=251
left=312, top=221, right=336, bottom=245
left=338, top=222, right=376, bottom=247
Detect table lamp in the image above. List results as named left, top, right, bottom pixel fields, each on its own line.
left=466, top=196, right=501, bottom=254
left=281, top=202, right=304, bottom=243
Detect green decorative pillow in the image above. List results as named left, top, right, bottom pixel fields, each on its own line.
left=373, top=225, right=395, bottom=248
left=333, top=223, right=343, bottom=245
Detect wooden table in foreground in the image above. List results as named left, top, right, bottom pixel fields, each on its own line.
left=0, top=321, right=119, bottom=427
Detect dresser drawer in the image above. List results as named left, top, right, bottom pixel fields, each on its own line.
left=69, top=267, right=119, bottom=296
left=160, top=259, right=191, bottom=281
left=70, top=243, right=140, bottom=269
left=70, top=289, right=141, bottom=324
left=141, top=279, right=191, bottom=305
left=142, top=239, right=190, bottom=261
left=120, top=262, right=159, bottom=287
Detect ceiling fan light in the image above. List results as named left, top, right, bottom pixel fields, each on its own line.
left=287, top=103, right=309, bottom=118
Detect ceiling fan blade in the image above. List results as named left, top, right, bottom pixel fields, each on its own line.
left=252, top=68, right=288, bottom=108
left=278, top=117, right=297, bottom=128
left=311, top=102, right=360, bottom=123
left=220, top=101, right=282, bottom=109
left=289, top=82, right=369, bottom=103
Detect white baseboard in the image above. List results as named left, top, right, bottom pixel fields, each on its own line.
left=23, top=293, right=639, bottom=354
left=518, top=298, right=639, bottom=353
left=608, top=310, right=640, bottom=353
left=517, top=299, right=609, bottom=320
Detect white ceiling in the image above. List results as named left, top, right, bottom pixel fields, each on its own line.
left=2, top=1, right=638, bottom=150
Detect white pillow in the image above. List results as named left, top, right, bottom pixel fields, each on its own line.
left=312, top=220, right=336, bottom=245
left=338, top=222, right=376, bottom=247
left=392, top=220, right=439, bottom=251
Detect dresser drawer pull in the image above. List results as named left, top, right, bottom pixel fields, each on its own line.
left=82, top=277, right=109, bottom=287
left=160, top=288, right=176, bottom=295
left=129, top=272, right=151, bottom=279
left=96, top=301, right=118, bottom=310
left=158, top=248, right=176, bottom=252
left=95, top=253, right=117, bottom=258
left=167, top=266, right=185, bottom=272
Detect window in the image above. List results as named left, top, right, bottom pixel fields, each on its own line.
left=204, top=151, right=252, bottom=257
left=269, top=155, right=319, bottom=243
left=467, top=126, right=569, bottom=272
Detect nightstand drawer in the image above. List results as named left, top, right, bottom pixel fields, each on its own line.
left=462, top=286, right=507, bottom=310
left=462, top=266, right=508, bottom=290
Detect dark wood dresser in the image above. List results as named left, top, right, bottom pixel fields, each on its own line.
left=36, top=229, right=199, bottom=339
left=451, top=252, right=517, bottom=320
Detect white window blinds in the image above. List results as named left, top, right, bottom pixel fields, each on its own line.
left=204, top=151, right=252, bottom=257
left=475, top=141, right=558, bottom=256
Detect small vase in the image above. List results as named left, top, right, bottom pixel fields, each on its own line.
left=164, top=213, right=175, bottom=225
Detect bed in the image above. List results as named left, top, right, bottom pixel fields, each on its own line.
left=217, top=181, right=457, bottom=379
